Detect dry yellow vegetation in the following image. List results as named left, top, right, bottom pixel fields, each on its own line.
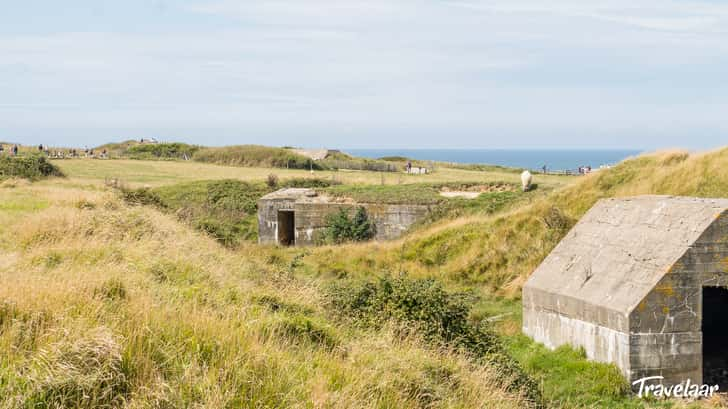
left=0, top=181, right=528, bottom=408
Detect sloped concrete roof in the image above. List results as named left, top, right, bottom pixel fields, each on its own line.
left=291, top=149, right=330, bottom=161
left=525, top=195, right=728, bottom=315
left=260, top=188, right=318, bottom=200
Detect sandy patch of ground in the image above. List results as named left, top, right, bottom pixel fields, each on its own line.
left=439, top=191, right=481, bottom=199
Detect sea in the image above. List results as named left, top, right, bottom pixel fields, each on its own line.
left=345, top=149, right=642, bottom=172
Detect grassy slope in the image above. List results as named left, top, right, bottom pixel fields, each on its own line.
left=301, top=149, right=728, bottom=294
left=0, top=182, right=529, bottom=408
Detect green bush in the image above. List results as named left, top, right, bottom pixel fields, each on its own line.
left=326, top=277, right=542, bottom=406
left=125, top=143, right=199, bottom=160
left=0, top=155, right=64, bottom=180
left=206, top=180, right=265, bottom=214
left=119, top=187, right=167, bottom=208
left=193, top=145, right=326, bottom=170
left=282, top=177, right=341, bottom=188
left=325, top=207, right=374, bottom=244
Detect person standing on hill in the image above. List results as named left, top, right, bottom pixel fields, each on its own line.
left=12, top=145, right=18, bottom=156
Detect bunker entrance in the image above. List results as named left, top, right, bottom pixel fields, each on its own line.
left=703, top=286, right=728, bottom=389
left=277, top=210, right=295, bottom=246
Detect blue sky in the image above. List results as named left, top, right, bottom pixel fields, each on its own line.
left=1, top=1, right=727, bottom=149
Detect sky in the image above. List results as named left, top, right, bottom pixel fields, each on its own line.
left=1, top=0, right=727, bottom=149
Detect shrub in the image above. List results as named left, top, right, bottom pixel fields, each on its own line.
left=324, top=207, right=374, bottom=244
left=326, top=277, right=542, bottom=406
left=206, top=180, right=266, bottom=214
left=193, top=145, right=326, bottom=170
left=379, top=156, right=409, bottom=162
left=119, top=187, right=167, bottom=208
left=125, top=143, right=199, bottom=160
left=541, top=206, right=572, bottom=232
left=282, top=177, right=341, bottom=188
left=0, top=155, right=64, bottom=180
left=266, top=174, right=279, bottom=189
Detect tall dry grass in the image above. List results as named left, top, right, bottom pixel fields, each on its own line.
left=0, top=183, right=529, bottom=408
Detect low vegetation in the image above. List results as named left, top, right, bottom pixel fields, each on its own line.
left=321, top=181, right=519, bottom=205
left=125, top=142, right=199, bottom=160
left=0, top=154, right=64, bottom=180
left=193, top=145, right=324, bottom=170
left=0, top=183, right=532, bottom=408
left=324, top=207, right=375, bottom=244
left=96, top=141, right=199, bottom=160
left=326, top=276, right=542, bottom=406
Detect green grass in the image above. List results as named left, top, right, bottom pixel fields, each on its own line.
left=53, top=157, right=576, bottom=189
left=320, top=181, right=524, bottom=205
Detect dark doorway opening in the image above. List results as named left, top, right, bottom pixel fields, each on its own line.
left=277, top=210, right=295, bottom=246
left=703, top=286, right=728, bottom=389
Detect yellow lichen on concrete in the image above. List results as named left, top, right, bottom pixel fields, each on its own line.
left=655, top=284, right=675, bottom=298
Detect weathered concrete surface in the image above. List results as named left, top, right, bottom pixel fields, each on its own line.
left=523, top=195, right=728, bottom=390
left=258, top=188, right=431, bottom=246
left=257, top=188, right=316, bottom=245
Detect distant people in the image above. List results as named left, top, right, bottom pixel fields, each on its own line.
left=406, top=161, right=412, bottom=173
left=12, top=145, right=18, bottom=156
left=542, top=164, right=547, bottom=174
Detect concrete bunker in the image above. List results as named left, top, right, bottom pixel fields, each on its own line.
left=258, top=188, right=432, bottom=246
left=523, top=195, right=728, bottom=391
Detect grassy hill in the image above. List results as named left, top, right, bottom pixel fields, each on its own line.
left=193, top=145, right=321, bottom=170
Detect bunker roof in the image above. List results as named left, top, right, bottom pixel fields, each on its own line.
left=260, top=188, right=318, bottom=200
left=525, top=195, right=728, bottom=315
